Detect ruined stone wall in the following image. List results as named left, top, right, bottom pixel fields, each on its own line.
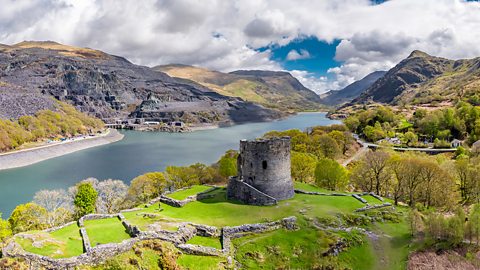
left=229, top=137, right=294, bottom=204
left=227, top=177, right=277, bottom=206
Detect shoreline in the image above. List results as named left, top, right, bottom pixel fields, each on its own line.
left=0, top=129, right=124, bottom=171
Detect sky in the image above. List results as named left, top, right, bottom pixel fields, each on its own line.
left=1, top=0, right=480, bottom=94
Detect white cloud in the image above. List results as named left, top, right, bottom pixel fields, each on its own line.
left=1, top=0, right=480, bottom=92
left=286, top=49, right=311, bottom=61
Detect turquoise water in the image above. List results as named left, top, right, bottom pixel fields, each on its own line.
left=0, top=112, right=338, bottom=216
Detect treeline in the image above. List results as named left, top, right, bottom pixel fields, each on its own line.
left=344, top=102, right=480, bottom=146
left=0, top=101, right=104, bottom=152
left=0, top=151, right=237, bottom=239
left=264, top=125, right=355, bottom=189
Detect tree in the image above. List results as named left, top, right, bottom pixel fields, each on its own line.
left=314, top=158, right=348, bottom=191
left=362, top=150, right=390, bottom=195
left=127, top=172, right=166, bottom=204
left=33, top=189, right=71, bottom=212
left=407, top=209, right=423, bottom=237
left=469, top=204, right=480, bottom=245
left=291, top=151, right=317, bottom=183
left=74, top=182, right=98, bottom=218
left=217, top=150, right=238, bottom=178
left=96, top=179, right=128, bottom=214
left=403, top=131, right=418, bottom=146
left=311, top=134, right=340, bottom=159
left=8, top=203, right=48, bottom=233
left=0, top=213, right=12, bottom=242
left=328, top=130, right=348, bottom=154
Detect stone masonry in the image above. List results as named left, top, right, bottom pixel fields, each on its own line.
left=227, top=137, right=295, bottom=205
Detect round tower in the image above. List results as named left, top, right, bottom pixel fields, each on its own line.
left=236, top=137, right=294, bottom=201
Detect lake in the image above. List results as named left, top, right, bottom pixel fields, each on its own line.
left=0, top=112, right=339, bottom=216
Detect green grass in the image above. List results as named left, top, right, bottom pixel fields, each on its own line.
left=293, top=182, right=343, bottom=193
left=166, top=185, right=213, bottom=200
left=123, top=188, right=365, bottom=227
left=371, top=219, right=413, bottom=270
left=177, top=254, right=226, bottom=270
left=122, top=210, right=179, bottom=231
left=15, top=223, right=83, bottom=258
left=233, top=219, right=337, bottom=269
left=363, top=195, right=384, bottom=205
left=187, top=236, right=222, bottom=249
left=337, top=238, right=376, bottom=270
left=84, top=217, right=131, bottom=247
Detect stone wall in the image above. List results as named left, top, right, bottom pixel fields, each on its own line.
left=227, top=177, right=277, bottom=206
left=355, top=203, right=392, bottom=212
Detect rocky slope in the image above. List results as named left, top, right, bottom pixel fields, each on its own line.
left=0, top=41, right=285, bottom=124
left=351, top=50, right=480, bottom=105
left=320, top=71, right=386, bottom=106
left=155, top=65, right=322, bottom=111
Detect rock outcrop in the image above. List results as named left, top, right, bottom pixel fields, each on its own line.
left=0, top=41, right=285, bottom=124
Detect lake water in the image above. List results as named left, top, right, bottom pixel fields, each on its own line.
left=0, top=112, right=338, bottom=216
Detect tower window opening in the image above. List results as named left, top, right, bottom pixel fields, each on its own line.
left=262, top=160, right=268, bottom=169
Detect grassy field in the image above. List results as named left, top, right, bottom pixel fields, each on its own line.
left=123, top=187, right=365, bottom=227
left=13, top=183, right=412, bottom=269
left=84, top=217, right=131, bottom=247
left=177, top=254, right=227, bottom=270
left=293, top=182, right=346, bottom=193
left=166, top=185, right=213, bottom=200
left=15, top=223, right=83, bottom=258
left=363, top=195, right=384, bottom=205
left=186, top=236, right=222, bottom=249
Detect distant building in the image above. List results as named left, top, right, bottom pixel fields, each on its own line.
left=144, top=121, right=160, bottom=126
left=168, top=121, right=185, bottom=128
left=451, top=139, right=462, bottom=148
left=472, top=140, right=480, bottom=153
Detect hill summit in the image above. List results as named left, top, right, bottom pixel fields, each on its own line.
left=155, top=64, right=323, bottom=111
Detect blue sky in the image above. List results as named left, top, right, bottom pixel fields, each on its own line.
left=260, top=37, right=340, bottom=79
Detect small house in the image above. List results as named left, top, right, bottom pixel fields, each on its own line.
left=451, top=139, right=462, bottom=148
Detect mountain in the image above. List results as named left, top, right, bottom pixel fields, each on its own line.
left=0, top=41, right=285, bottom=124
left=351, top=50, right=480, bottom=105
left=320, top=71, right=386, bottom=106
left=155, top=65, right=322, bottom=111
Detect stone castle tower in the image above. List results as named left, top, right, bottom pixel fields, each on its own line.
left=227, top=137, right=295, bottom=205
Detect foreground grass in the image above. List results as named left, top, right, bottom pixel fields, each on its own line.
left=337, top=238, right=376, bottom=270
left=186, top=236, right=222, bottom=249
left=84, top=217, right=131, bottom=247
left=166, top=185, right=213, bottom=200
left=124, top=187, right=364, bottom=228
left=15, top=223, right=83, bottom=258
left=177, top=254, right=226, bottom=270
left=293, top=182, right=346, bottom=194
left=372, top=219, right=412, bottom=270
left=233, top=219, right=338, bottom=269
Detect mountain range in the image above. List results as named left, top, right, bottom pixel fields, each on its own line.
left=155, top=64, right=323, bottom=111
left=0, top=41, right=323, bottom=125
left=350, top=50, right=480, bottom=106
left=320, top=71, right=386, bottom=106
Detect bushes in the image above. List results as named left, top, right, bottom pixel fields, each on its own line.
left=8, top=203, right=48, bottom=233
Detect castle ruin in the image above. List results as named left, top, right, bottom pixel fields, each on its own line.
left=227, top=137, right=295, bottom=205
